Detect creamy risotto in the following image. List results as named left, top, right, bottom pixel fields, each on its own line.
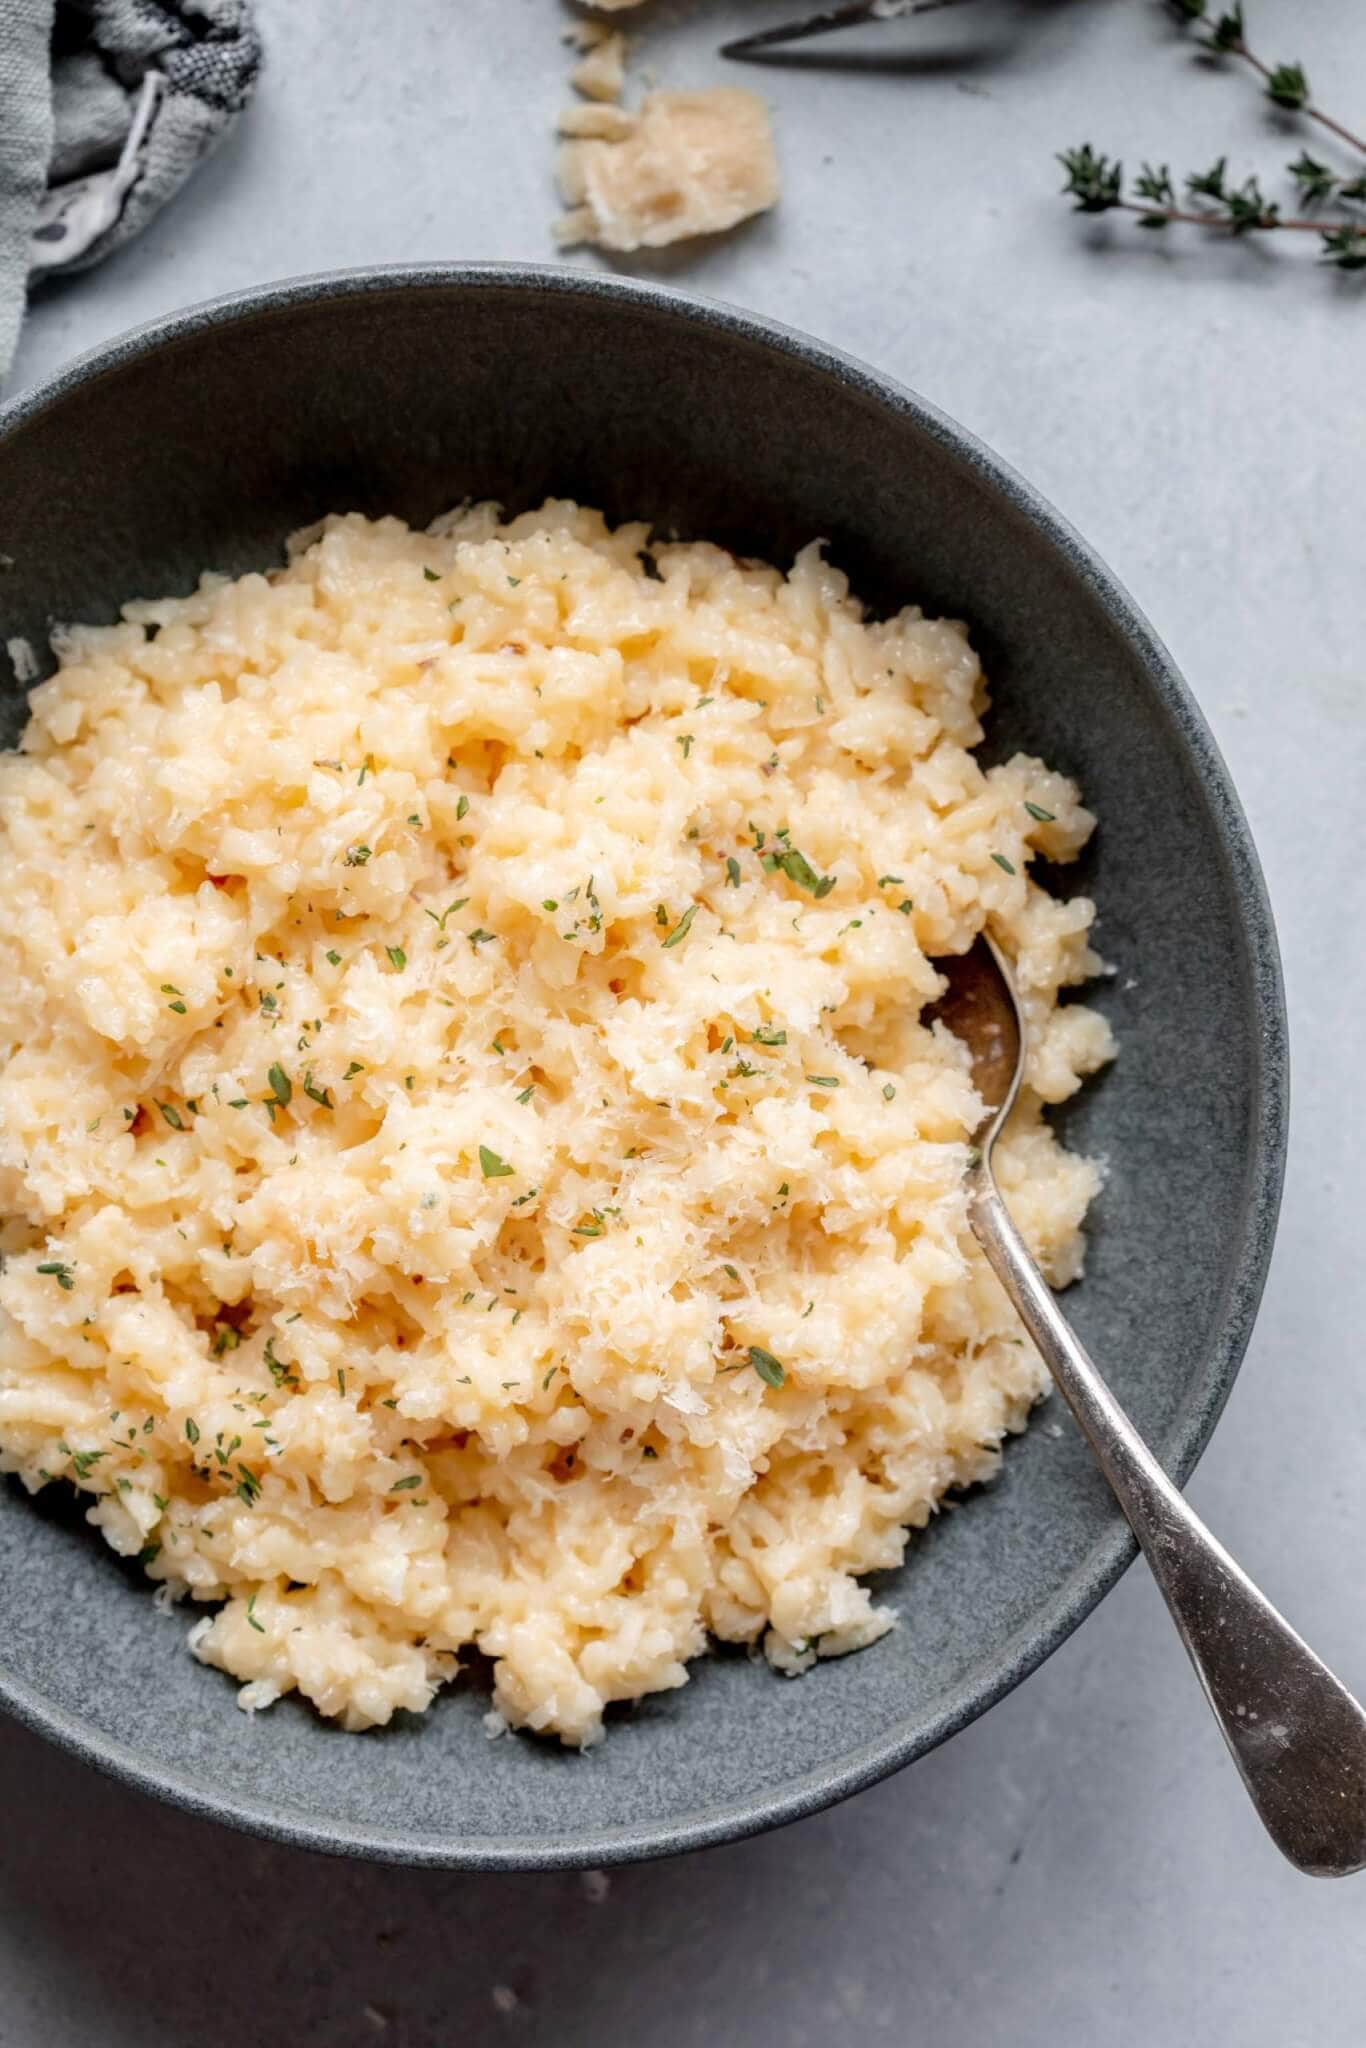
left=0, top=503, right=1112, bottom=1745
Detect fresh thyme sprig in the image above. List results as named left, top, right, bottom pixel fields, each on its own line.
left=1059, top=5, right=1366, bottom=271
left=1174, top=2, right=1366, bottom=161
left=1059, top=147, right=1366, bottom=268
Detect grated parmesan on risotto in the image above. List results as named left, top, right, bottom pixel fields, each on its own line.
left=0, top=502, right=1113, bottom=1746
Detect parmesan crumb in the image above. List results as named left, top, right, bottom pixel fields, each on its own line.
left=558, top=103, right=636, bottom=142
left=571, top=30, right=627, bottom=103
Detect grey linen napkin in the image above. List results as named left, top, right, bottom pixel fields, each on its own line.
left=0, top=0, right=260, bottom=384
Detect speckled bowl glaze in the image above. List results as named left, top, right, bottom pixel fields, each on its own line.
left=0, top=266, right=1286, bottom=1869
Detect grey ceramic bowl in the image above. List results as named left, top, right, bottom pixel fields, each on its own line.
left=0, top=265, right=1286, bottom=1870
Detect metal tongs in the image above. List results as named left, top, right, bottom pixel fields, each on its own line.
left=722, top=0, right=974, bottom=60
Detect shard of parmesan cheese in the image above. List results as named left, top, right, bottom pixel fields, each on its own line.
left=556, top=88, right=778, bottom=252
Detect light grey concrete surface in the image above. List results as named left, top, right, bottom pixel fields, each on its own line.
left=3, top=1, right=1365, bottom=2041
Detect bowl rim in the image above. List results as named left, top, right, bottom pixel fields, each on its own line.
left=0, top=261, right=1288, bottom=1870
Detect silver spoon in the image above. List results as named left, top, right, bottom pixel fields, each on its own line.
left=721, top=0, right=974, bottom=61
left=929, top=934, right=1366, bottom=1876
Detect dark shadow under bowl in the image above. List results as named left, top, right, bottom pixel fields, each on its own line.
left=0, top=266, right=1286, bottom=1869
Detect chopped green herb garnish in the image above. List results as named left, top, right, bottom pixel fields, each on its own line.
left=574, top=1219, right=604, bottom=1237
left=543, top=1364, right=559, bottom=1391
left=723, top=1263, right=739, bottom=1280
left=167, top=999, right=187, bottom=1015
left=157, top=1102, right=184, bottom=1130
left=492, top=1036, right=505, bottom=1055
left=343, top=1061, right=364, bottom=1080
left=748, top=1345, right=786, bottom=1389
left=677, top=734, right=695, bottom=759
left=991, top=853, right=1017, bottom=875
left=235, top=1466, right=261, bottom=1506
left=425, top=897, right=469, bottom=931
left=391, top=1474, right=422, bottom=1492
left=185, top=1418, right=200, bottom=1445
left=807, top=1075, right=839, bottom=1088
left=267, top=1063, right=292, bottom=1108
left=456, top=794, right=470, bottom=821
left=468, top=928, right=496, bottom=948
left=303, top=1070, right=333, bottom=1109
left=897, top=899, right=914, bottom=916
left=137, top=1541, right=161, bottom=1568
left=769, top=845, right=836, bottom=898
left=883, top=1083, right=897, bottom=1101
left=358, top=754, right=374, bottom=785
left=423, top=566, right=441, bottom=582
left=542, top=899, right=559, bottom=913
left=725, top=856, right=742, bottom=887
left=507, top=575, right=521, bottom=588
left=263, top=1337, right=297, bottom=1389
left=343, top=844, right=372, bottom=867
left=479, top=1144, right=514, bottom=1179
left=246, top=1591, right=266, bottom=1631
left=385, top=945, right=407, bottom=972
left=212, top=1324, right=241, bottom=1356
left=751, top=1025, right=787, bottom=1047
left=325, top=949, right=342, bottom=965
left=662, top=903, right=699, bottom=950
left=36, top=1261, right=74, bottom=1291
left=1024, top=800, right=1055, bottom=823
left=876, top=875, right=903, bottom=888
left=516, top=1084, right=535, bottom=1105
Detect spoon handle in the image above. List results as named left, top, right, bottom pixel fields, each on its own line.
left=970, top=1173, right=1366, bottom=1877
